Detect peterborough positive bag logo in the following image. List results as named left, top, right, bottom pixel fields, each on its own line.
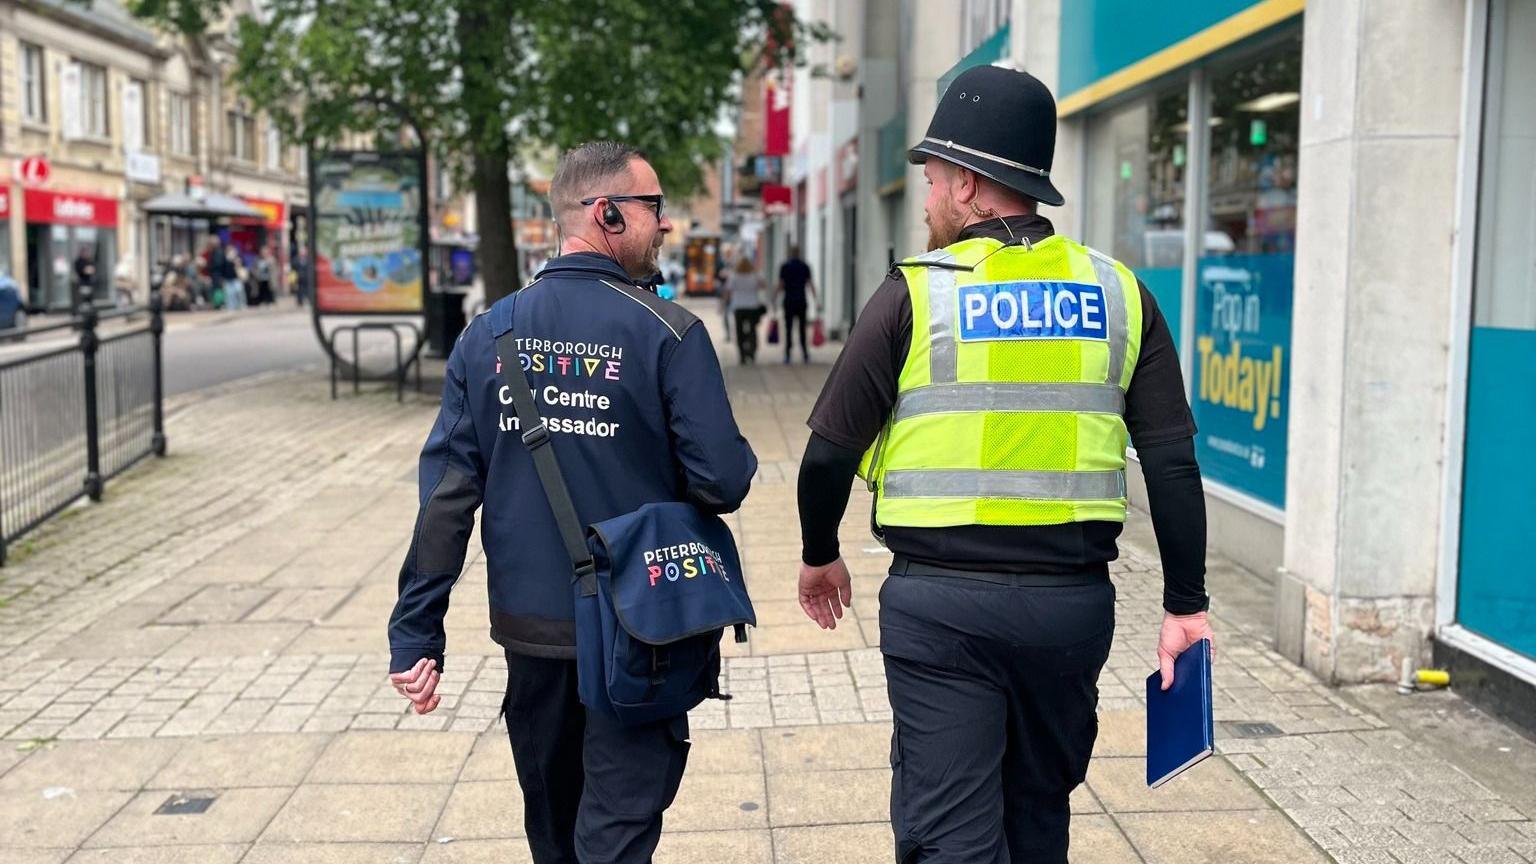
left=644, top=542, right=731, bottom=587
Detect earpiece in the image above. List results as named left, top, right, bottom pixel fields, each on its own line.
left=602, top=202, right=624, bottom=228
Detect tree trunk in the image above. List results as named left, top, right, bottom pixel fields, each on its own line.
left=457, top=0, right=517, bottom=304
left=473, top=137, right=518, bottom=305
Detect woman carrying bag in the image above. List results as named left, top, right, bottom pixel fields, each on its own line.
left=720, top=256, right=768, bottom=365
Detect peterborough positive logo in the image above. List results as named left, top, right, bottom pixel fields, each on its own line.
left=644, top=542, right=731, bottom=587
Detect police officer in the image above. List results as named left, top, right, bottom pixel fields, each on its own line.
left=389, top=141, right=757, bottom=864
left=795, top=67, right=1214, bottom=863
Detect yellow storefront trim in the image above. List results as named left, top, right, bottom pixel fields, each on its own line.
left=1057, top=0, right=1305, bottom=117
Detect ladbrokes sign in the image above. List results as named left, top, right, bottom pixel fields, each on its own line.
left=23, top=188, right=118, bottom=228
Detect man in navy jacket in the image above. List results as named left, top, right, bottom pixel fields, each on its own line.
left=388, top=142, right=757, bottom=863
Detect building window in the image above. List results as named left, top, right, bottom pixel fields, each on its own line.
left=21, top=42, right=46, bottom=123
left=123, top=78, right=152, bottom=151
left=170, top=92, right=195, bottom=156
left=1084, top=86, right=1189, bottom=345
left=961, top=0, right=1011, bottom=55
left=226, top=108, right=256, bottom=161
left=265, top=124, right=282, bottom=171
left=1190, top=33, right=1302, bottom=511
left=79, top=61, right=109, bottom=138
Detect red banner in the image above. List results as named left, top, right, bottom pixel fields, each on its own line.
left=764, top=72, right=791, bottom=157
left=0, top=186, right=9, bottom=219
left=23, top=188, right=118, bottom=227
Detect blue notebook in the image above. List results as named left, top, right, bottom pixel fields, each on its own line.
left=1145, top=638, right=1214, bottom=788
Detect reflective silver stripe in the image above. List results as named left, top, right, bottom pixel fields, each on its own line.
left=920, top=252, right=959, bottom=383
left=882, top=469, right=1127, bottom=501
left=1089, top=252, right=1128, bottom=385
left=921, top=137, right=1051, bottom=177
left=893, top=382, right=1125, bottom=422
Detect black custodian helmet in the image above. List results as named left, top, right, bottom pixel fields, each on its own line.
left=908, top=65, right=1066, bottom=207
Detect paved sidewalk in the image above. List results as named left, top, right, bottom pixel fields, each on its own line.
left=1, top=305, right=1534, bottom=863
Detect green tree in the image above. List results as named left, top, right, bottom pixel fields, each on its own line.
left=127, top=0, right=826, bottom=303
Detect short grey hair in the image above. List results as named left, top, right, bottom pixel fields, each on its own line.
left=550, top=141, right=643, bottom=229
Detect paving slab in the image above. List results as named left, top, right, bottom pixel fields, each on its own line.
left=766, top=769, right=891, bottom=827
left=0, top=740, right=179, bottom=793
left=305, top=732, right=474, bottom=785
left=261, top=783, right=451, bottom=844
left=1087, top=755, right=1270, bottom=813
left=241, top=842, right=423, bottom=864
left=148, top=733, right=330, bottom=789
left=761, top=724, right=890, bottom=773
left=0, top=789, right=134, bottom=849
left=666, top=771, right=767, bottom=832
left=64, top=846, right=247, bottom=863
left=654, top=829, right=773, bottom=864
left=1117, top=810, right=1332, bottom=863
left=771, top=823, right=892, bottom=864
left=82, top=786, right=290, bottom=847
left=434, top=780, right=524, bottom=840
left=417, top=839, right=531, bottom=864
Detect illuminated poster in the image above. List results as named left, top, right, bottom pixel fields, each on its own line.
left=312, top=151, right=424, bottom=313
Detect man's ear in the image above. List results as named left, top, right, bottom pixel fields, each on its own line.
left=955, top=168, right=981, bottom=206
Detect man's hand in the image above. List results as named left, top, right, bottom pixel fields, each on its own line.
left=1157, top=611, right=1215, bottom=691
left=798, top=558, right=853, bottom=629
left=389, top=658, right=442, bottom=714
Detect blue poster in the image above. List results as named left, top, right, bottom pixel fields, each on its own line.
left=1191, top=253, right=1293, bottom=509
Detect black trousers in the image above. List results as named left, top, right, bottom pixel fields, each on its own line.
left=783, top=304, right=808, bottom=360
left=502, top=650, right=691, bottom=864
left=879, top=572, right=1115, bottom=864
left=732, top=308, right=761, bottom=364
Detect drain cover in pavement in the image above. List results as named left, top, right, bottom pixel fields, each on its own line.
left=1226, top=721, right=1283, bottom=738
left=155, top=794, right=217, bottom=815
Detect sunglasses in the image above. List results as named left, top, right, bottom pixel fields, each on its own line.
left=581, top=194, right=666, bottom=221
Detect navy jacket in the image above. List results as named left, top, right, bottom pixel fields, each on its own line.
left=388, top=253, right=758, bottom=672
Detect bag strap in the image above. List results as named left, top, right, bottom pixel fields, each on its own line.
left=493, top=296, right=598, bottom=597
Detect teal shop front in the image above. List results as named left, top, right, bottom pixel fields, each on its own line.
left=1450, top=0, right=1536, bottom=671
left=1067, top=2, right=1302, bottom=514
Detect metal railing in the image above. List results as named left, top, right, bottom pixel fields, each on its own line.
left=0, top=298, right=166, bottom=565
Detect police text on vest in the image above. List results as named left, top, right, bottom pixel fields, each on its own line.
left=958, top=281, right=1109, bottom=342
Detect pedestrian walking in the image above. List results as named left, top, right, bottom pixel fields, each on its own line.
left=721, top=255, right=768, bottom=364
left=214, top=241, right=245, bottom=310
left=774, top=245, right=816, bottom=363
left=255, top=246, right=277, bottom=306
left=293, top=248, right=310, bottom=306
left=794, top=66, right=1214, bottom=863
left=388, top=141, right=757, bottom=864
left=72, top=245, right=97, bottom=306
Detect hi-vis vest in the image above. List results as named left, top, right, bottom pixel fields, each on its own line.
left=859, top=234, right=1143, bottom=528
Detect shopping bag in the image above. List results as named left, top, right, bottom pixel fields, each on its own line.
left=766, top=318, right=780, bottom=344
left=811, top=318, right=826, bottom=348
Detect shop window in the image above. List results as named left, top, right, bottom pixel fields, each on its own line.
left=1457, top=0, right=1536, bottom=659
left=1084, top=86, right=1188, bottom=344
left=1191, top=33, right=1301, bottom=511
left=21, top=42, right=46, bottom=123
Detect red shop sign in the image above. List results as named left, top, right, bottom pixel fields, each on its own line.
left=0, top=186, right=10, bottom=219
left=24, top=188, right=118, bottom=228
left=241, top=197, right=286, bottom=229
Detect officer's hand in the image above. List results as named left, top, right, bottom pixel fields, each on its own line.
left=798, top=558, right=853, bottom=630
left=389, top=658, right=442, bottom=714
left=1157, top=612, right=1215, bottom=691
